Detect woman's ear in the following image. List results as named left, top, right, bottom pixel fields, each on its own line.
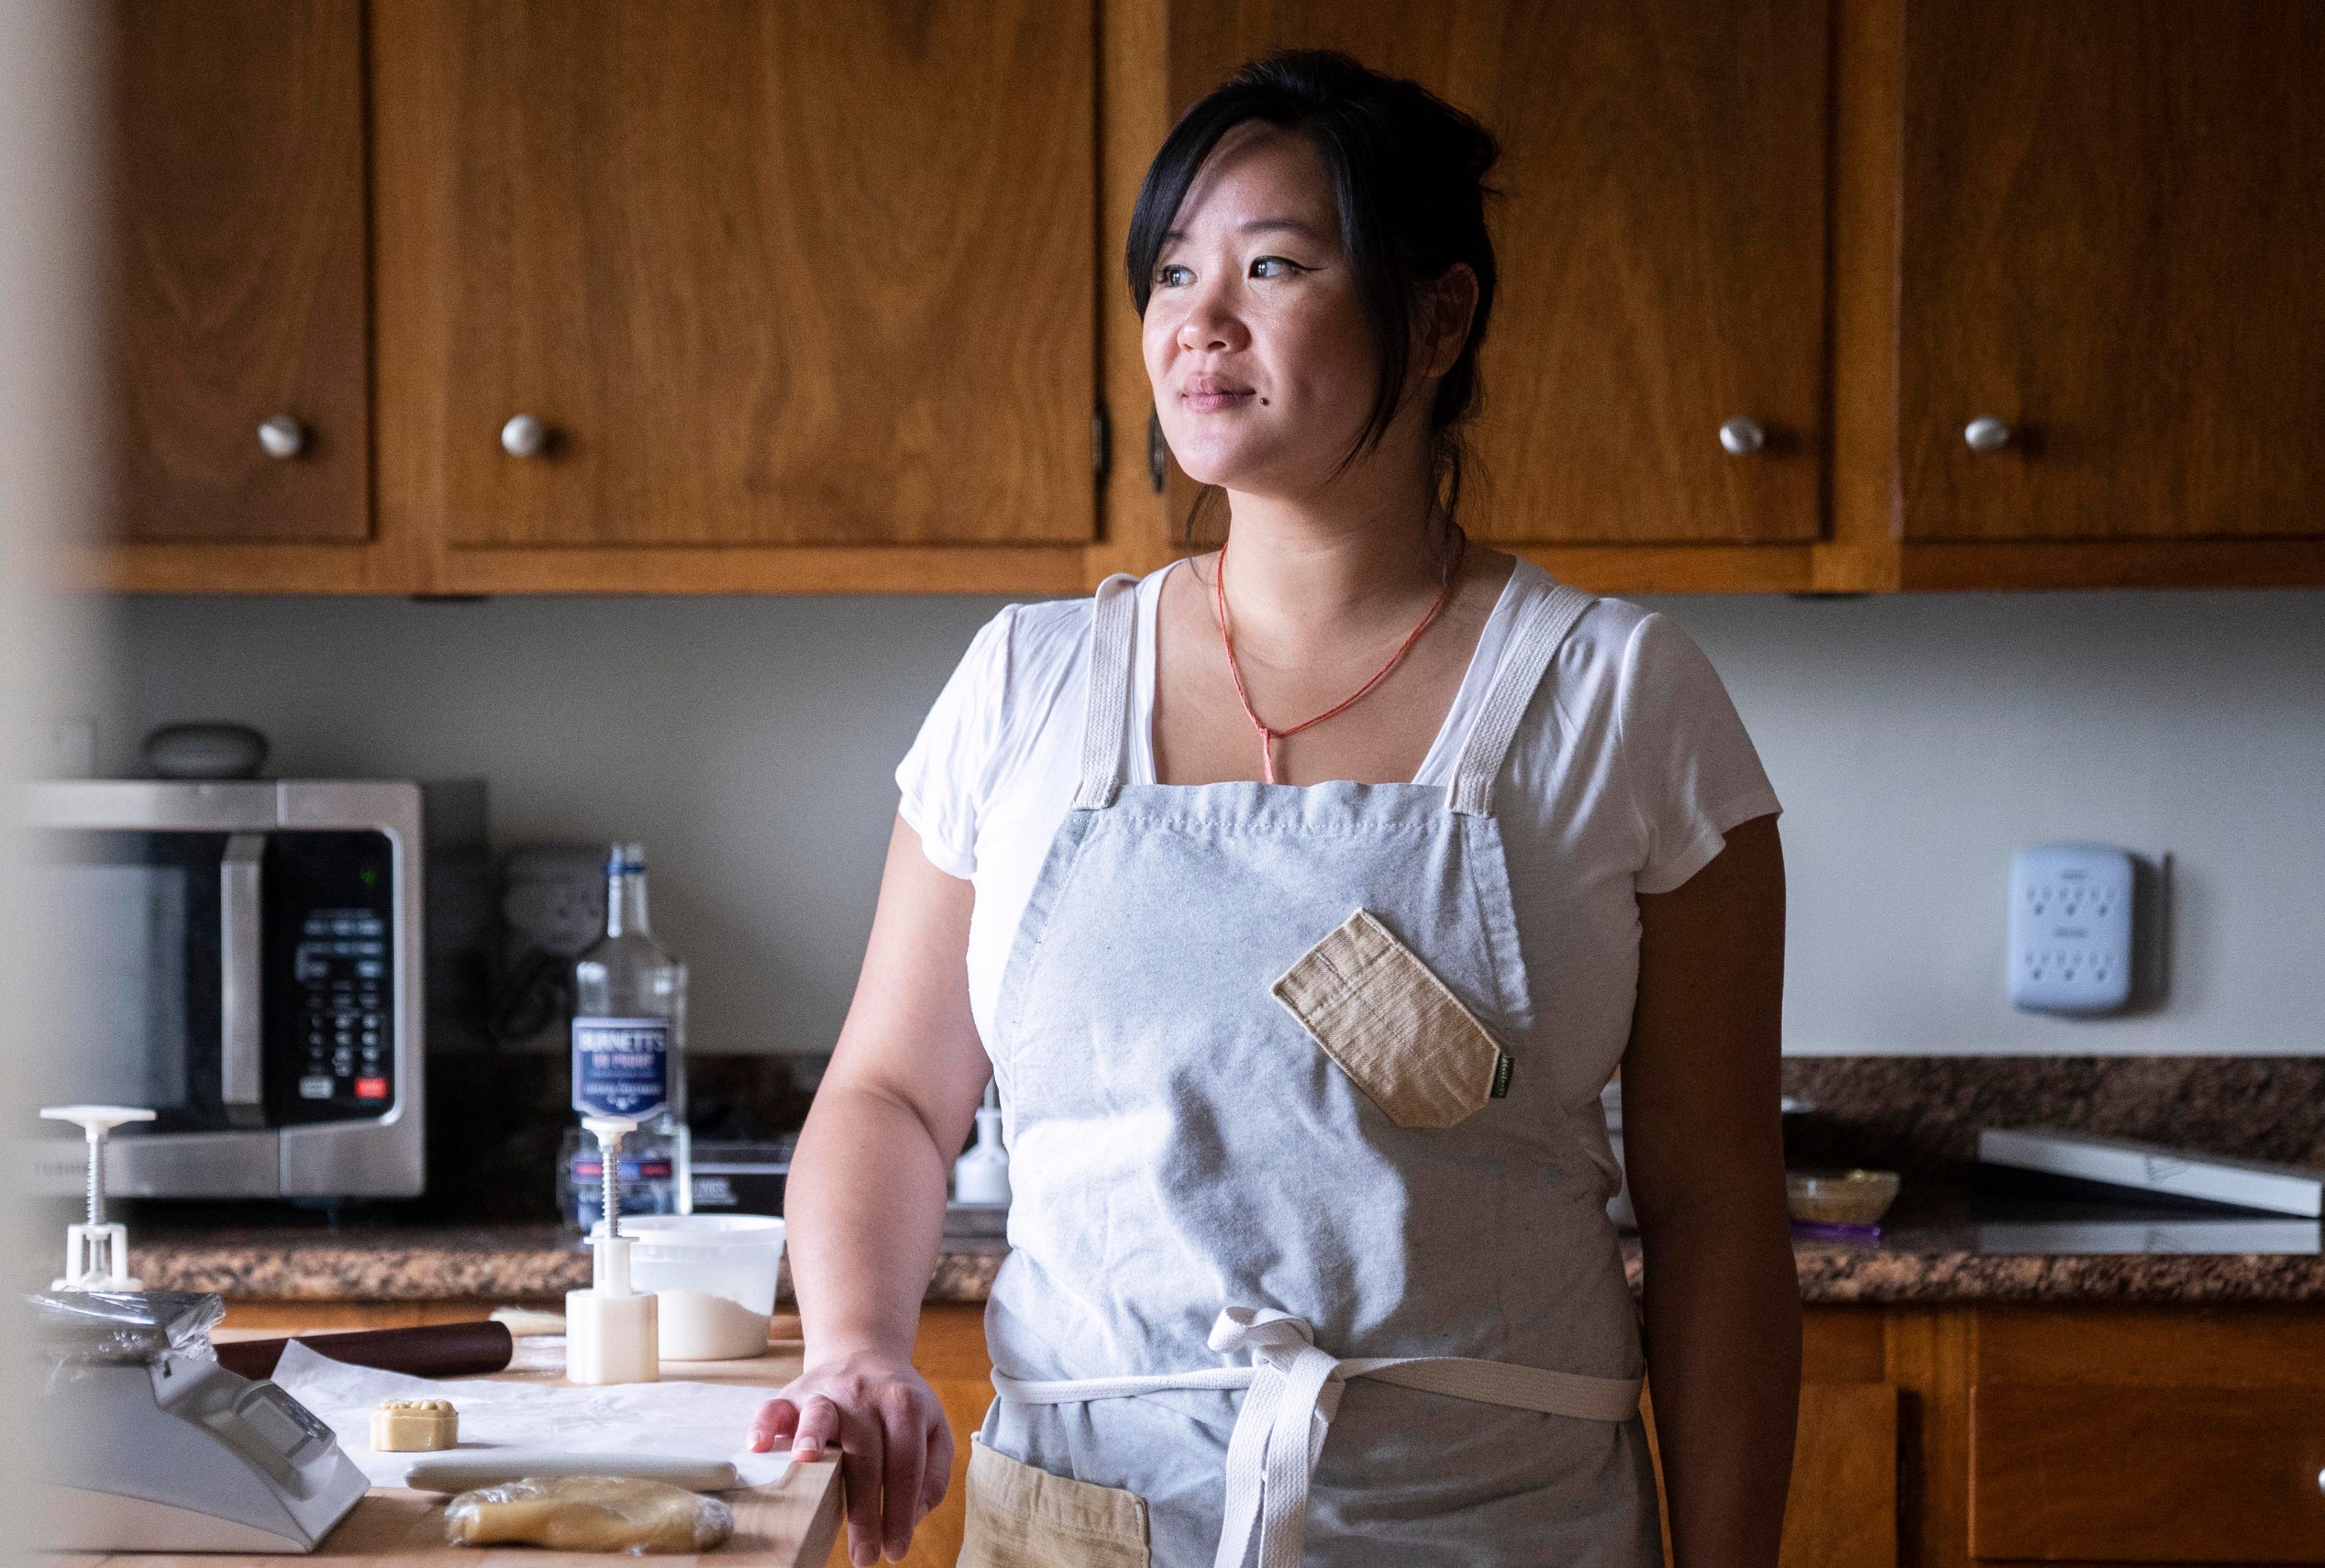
left=1417, top=265, right=1481, bottom=378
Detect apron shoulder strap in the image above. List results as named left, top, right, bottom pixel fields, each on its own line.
left=1446, top=581, right=1598, bottom=817
left=1071, top=573, right=1143, bottom=809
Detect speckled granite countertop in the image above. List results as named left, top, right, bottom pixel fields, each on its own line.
left=1767, top=1207, right=2325, bottom=1305
left=125, top=1224, right=1008, bottom=1305
left=124, top=1205, right=2324, bottom=1307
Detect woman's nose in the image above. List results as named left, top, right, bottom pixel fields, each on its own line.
left=1176, top=282, right=1244, bottom=353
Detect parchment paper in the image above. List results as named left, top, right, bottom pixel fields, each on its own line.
left=269, top=1337, right=794, bottom=1488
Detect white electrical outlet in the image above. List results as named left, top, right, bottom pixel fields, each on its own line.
left=2008, top=843, right=2135, bottom=1015
left=501, top=843, right=608, bottom=957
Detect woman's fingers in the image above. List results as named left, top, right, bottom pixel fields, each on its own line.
left=747, top=1396, right=799, bottom=1454
left=922, top=1403, right=955, bottom=1514
left=837, top=1403, right=888, bottom=1567
left=791, top=1393, right=843, bottom=1461
left=877, top=1388, right=928, bottom=1556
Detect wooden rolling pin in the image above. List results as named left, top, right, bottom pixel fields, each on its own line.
left=217, top=1319, right=514, bottom=1382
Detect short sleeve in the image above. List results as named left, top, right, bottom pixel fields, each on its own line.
left=895, top=608, right=1016, bottom=879
left=1614, top=612, right=1782, bottom=894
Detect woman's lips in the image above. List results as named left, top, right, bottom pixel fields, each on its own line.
left=1182, top=384, right=1258, bottom=414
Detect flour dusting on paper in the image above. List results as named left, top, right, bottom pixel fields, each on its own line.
left=269, top=1338, right=793, bottom=1488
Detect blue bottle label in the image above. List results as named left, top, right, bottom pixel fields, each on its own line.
left=571, top=1016, right=671, bottom=1119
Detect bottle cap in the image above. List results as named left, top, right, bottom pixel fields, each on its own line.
left=605, top=842, right=647, bottom=874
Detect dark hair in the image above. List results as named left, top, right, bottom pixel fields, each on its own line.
left=1127, top=50, right=1501, bottom=531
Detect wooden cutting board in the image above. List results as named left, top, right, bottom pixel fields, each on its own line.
left=53, top=1466, right=842, bottom=1568
left=57, top=1334, right=843, bottom=1568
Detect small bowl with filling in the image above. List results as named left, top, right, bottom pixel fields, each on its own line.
left=1786, top=1168, right=1901, bottom=1228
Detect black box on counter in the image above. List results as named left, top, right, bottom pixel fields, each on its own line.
left=690, top=1137, right=794, bottom=1216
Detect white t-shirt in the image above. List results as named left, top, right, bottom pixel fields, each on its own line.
left=897, top=559, right=1781, bottom=1076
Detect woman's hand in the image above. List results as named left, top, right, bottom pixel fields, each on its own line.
left=750, top=1348, right=954, bottom=1566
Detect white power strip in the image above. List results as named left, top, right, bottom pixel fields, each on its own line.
left=2007, top=843, right=2135, bottom=1014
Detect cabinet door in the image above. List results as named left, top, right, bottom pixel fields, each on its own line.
left=1900, top=1, right=2325, bottom=542
left=379, top=0, right=1095, bottom=551
left=1784, top=1383, right=1898, bottom=1568
left=1170, top=0, right=1831, bottom=545
left=108, top=0, right=369, bottom=543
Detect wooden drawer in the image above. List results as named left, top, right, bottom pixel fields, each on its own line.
left=1971, top=1382, right=2325, bottom=1561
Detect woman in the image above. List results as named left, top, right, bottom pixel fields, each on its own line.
left=753, top=51, right=1799, bottom=1568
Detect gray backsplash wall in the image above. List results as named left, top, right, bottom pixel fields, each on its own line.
left=78, top=588, right=2325, bottom=1058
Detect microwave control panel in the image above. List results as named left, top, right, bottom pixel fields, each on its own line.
left=266, top=831, right=397, bottom=1122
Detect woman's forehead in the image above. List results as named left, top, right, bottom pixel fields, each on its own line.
left=1168, top=124, right=1341, bottom=245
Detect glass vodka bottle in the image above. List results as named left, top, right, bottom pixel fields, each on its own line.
left=570, top=842, right=690, bottom=1222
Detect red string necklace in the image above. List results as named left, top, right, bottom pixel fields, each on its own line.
left=1213, top=527, right=1466, bottom=785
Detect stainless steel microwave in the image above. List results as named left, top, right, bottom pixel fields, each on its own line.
left=24, top=779, right=486, bottom=1201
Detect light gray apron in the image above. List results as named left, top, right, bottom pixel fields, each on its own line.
left=965, top=572, right=1662, bottom=1568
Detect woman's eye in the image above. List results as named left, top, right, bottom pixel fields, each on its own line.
left=1250, top=255, right=1304, bottom=279
left=1155, top=263, right=1193, bottom=288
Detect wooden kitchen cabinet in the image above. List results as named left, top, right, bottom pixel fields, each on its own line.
left=104, top=0, right=371, bottom=549
left=84, top=0, right=2325, bottom=594
left=1166, top=0, right=1832, bottom=567
left=1968, top=1308, right=2325, bottom=1564
left=1893, top=0, right=2325, bottom=588
left=372, top=0, right=1098, bottom=595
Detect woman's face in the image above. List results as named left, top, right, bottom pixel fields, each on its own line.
left=1142, top=124, right=1382, bottom=498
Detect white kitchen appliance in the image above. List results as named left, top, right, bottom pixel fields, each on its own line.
left=32, top=1292, right=369, bottom=1553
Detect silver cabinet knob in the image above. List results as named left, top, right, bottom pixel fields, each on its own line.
left=500, top=414, right=550, bottom=458
left=1964, top=416, right=2013, bottom=453
left=2317, top=1466, right=2324, bottom=1498
left=257, top=414, right=306, bottom=460
left=1718, top=417, right=1766, bottom=456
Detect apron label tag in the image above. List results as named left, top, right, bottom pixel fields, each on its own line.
left=1490, top=1052, right=1514, bottom=1099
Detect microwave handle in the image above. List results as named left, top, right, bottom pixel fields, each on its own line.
left=220, top=833, right=266, bottom=1128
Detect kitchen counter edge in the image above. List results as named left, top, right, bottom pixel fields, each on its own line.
left=119, top=1225, right=2325, bottom=1307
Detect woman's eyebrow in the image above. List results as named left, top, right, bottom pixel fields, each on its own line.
left=1159, top=216, right=1321, bottom=243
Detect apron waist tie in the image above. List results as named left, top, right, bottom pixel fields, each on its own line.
left=990, top=1305, right=1643, bottom=1568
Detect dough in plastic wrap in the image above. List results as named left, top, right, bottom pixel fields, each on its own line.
left=443, top=1477, right=734, bottom=1553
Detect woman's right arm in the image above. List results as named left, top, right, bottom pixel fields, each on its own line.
left=748, top=815, right=994, bottom=1567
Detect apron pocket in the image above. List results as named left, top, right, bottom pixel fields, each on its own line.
left=1271, top=908, right=1509, bottom=1129
left=960, top=1438, right=1150, bottom=1567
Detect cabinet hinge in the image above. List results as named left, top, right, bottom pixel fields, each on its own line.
left=1147, top=409, right=1168, bottom=493
left=1093, top=404, right=1111, bottom=487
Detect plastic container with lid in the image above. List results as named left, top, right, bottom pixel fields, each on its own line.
left=621, top=1215, right=786, bottom=1361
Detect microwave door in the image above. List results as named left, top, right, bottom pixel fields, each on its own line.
left=44, top=829, right=243, bottom=1133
